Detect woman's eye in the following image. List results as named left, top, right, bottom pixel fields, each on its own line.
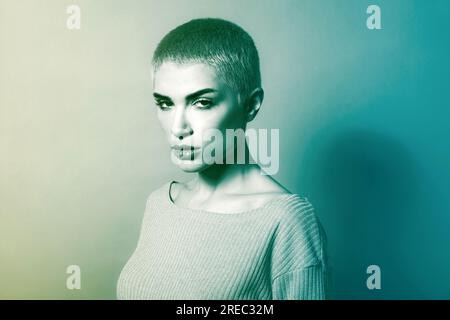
left=193, top=99, right=212, bottom=109
left=155, top=100, right=172, bottom=110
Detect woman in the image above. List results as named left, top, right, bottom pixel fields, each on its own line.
left=117, top=18, right=327, bottom=300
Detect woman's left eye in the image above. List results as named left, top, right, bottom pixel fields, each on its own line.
left=193, top=99, right=212, bottom=109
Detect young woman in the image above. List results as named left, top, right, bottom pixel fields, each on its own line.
left=117, top=18, right=327, bottom=300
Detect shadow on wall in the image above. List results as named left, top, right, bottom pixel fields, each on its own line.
left=299, top=128, right=449, bottom=299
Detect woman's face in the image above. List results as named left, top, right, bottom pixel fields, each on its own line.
left=153, top=61, right=248, bottom=172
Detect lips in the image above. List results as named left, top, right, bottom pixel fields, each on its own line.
left=171, top=145, right=200, bottom=151
left=172, top=145, right=200, bottom=160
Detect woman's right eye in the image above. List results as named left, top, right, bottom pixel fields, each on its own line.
left=155, top=100, right=173, bottom=110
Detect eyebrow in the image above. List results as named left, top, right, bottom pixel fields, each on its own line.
left=153, top=88, right=218, bottom=102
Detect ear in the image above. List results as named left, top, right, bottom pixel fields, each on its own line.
left=245, top=87, right=264, bottom=122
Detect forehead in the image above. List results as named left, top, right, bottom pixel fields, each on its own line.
left=153, top=61, right=223, bottom=97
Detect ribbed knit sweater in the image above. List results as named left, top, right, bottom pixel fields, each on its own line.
left=116, top=181, right=327, bottom=300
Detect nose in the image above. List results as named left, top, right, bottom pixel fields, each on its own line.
left=170, top=105, right=193, bottom=140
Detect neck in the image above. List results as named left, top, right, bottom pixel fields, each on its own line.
left=191, top=143, right=261, bottom=196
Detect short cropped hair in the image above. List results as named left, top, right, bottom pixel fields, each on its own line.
left=152, top=18, right=261, bottom=103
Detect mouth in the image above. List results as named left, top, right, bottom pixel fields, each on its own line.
left=171, top=145, right=201, bottom=160
left=171, top=145, right=200, bottom=151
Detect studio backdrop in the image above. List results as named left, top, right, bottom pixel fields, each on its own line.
left=1, top=0, right=449, bottom=299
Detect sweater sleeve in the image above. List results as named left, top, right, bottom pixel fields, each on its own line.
left=272, top=265, right=326, bottom=299
left=271, top=196, right=328, bottom=300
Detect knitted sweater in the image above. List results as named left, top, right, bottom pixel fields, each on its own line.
left=116, top=181, right=327, bottom=300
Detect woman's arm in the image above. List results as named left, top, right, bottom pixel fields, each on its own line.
left=270, top=196, right=328, bottom=300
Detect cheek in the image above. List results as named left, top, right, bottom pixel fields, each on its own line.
left=218, top=104, right=246, bottom=132
left=193, top=104, right=245, bottom=133
left=157, top=111, right=172, bottom=134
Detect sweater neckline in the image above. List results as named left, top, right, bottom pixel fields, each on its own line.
left=165, top=180, right=296, bottom=218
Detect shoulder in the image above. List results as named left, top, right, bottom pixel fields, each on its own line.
left=274, top=196, right=323, bottom=245
left=271, top=195, right=326, bottom=271
left=144, top=181, right=172, bottom=208
left=273, top=194, right=317, bottom=226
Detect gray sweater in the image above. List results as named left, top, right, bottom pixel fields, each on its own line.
left=117, top=181, right=327, bottom=299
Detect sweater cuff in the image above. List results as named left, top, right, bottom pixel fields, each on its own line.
left=272, top=264, right=327, bottom=300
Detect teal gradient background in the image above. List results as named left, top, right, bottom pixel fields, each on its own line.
left=1, top=0, right=449, bottom=299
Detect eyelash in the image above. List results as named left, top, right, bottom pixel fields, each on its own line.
left=193, top=98, right=213, bottom=109
left=155, top=100, right=173, bottom=110
left=155, top=98, right=213, bottom=110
